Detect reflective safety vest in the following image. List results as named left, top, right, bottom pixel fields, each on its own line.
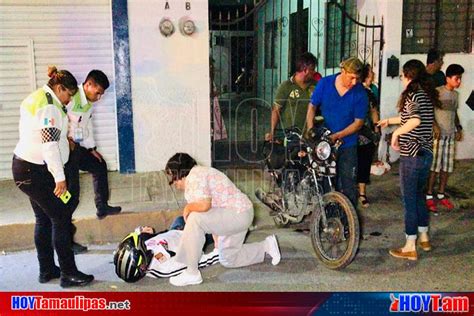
left=14, top=85, right=69, bottom=182
left=67, top=84, right=96, bottom=149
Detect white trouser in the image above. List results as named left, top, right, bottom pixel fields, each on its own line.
left=175, top=207, right=266, bottom=271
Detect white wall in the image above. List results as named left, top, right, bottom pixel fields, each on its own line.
left=128, top=0, right=211, bottom=171
left=358, top=0, right=474, bottom=160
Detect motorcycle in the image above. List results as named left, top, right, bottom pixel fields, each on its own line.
left=256, top=124, right=360, bottom=269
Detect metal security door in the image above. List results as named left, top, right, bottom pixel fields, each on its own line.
left=209, top=0, right=384, bottom=168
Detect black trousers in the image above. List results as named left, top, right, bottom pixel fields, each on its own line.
left=68, top=145, right=109, bottom=209
left=12, top=156, right=78, bottom=275
left=357, top=142, right=376, bottom=184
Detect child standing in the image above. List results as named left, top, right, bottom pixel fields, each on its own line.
left=426, top=64, right=465, bottom=214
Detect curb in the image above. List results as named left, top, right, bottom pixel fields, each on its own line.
left=0, top=209, right=181, bottom=252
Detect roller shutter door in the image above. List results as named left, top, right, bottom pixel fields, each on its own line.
left=0, top=0, right=118, bottom=179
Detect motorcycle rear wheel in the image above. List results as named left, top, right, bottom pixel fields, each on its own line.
left=310, top=191, right=360, bottom=270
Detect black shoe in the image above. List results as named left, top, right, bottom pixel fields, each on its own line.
left=96, top=205, right=122, bottom=220
left=39, top=266, right=61, bottom=284
left=60, top=271, right=94, bottom=288
left=72, top=241, right=88, bottom=254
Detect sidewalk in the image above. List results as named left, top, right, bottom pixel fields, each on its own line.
left=0, top=169, right=277, bottom=251
left=0, top=170, right=187, bottom=251
left=1, top=161, right=473, bottom=252
left=0, top=161, right=473, bottom=291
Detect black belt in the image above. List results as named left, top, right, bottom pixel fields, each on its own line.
left=13, top=155, right=45, bottom=168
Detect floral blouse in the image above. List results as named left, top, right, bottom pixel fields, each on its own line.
left=185, top=166, right=252, bottom=213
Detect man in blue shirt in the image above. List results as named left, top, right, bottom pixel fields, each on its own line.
left=306, top=57, right=368, bottom=206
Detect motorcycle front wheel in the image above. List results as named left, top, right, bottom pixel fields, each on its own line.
left=310, top=191, right=360, bottom=270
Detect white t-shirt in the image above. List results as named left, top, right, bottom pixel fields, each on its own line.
left=145, top=230, right=219, bottom=278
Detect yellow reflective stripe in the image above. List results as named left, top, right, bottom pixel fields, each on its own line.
left=22, top=89, right=66, bottom=117
left=71, top=91, right=92, bottom=113
left=23, top=89, right=48, bottom=116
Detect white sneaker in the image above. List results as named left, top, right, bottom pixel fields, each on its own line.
left=266, top=235, right=281, bottom=265
left=169, top=269, right=203, bottom=287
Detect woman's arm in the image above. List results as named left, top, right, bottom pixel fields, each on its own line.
left=377, top=116, right=401, bottom=128
left=391, top=117, right=421, bottom=151
left=183, top=198, right=212, bottom=221
left=393, top=117, right=420, bottom=136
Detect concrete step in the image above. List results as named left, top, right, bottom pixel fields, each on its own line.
left=0, top=170, right=187, bottom=252
left=0, top=208, right=181, bottom=252
left=0, top=168, right=275, bottom=252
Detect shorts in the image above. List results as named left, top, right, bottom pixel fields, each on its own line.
left=431, top=135, right=455, bottom=173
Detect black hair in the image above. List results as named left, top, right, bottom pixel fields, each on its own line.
left=426, top=48, right=444, bottom=65
left=445, top=64, right=464, bottom=78
left=47, top=66, right=78, bottom=93
left=85, top=70, right=110, bottom=90
left=295, top=52, right=317, bottom=73
left=360, top=64, right=372, bottom=83
left=398, top=59, right=441, bottom=111
left=165, top=153, right=197, bottom=185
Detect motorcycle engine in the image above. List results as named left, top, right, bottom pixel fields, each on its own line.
left=282, top=168, right=315, bottom=218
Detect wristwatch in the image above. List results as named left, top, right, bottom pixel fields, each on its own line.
left=88, top=147, right=97, bottom=152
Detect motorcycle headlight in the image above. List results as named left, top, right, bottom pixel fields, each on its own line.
left=316, top=141, right=331, bottom=160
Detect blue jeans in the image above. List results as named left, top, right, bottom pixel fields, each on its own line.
left=399, top=149, right=433, bottom=238
left=336, top=146, right=358, bottom=207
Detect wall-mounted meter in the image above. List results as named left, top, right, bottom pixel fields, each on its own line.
left=182, top=20, right=196, bottom=36
left=159, top=18, right=174, bottom=37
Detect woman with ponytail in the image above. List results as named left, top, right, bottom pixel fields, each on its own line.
left=12, top=66, right=94, bottom=287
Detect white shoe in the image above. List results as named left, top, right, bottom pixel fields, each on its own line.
left=266, top=235, right=281, bottom=265
left=169, top=269, right=203, bottom=287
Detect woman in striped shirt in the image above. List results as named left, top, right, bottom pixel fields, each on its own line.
left=378, top=59, right=438, bottom=261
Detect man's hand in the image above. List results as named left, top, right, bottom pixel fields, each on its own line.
left=455, top=130, right=463, bottom=141
left=433, top=124, right=441, bottom=140
left=90, top=149, right=103, bottom=162
left=54, top=180, right=67, bottom=197
left=329, top=132, right=340, bottom=144
left=265, top=132, right=273, bottom=142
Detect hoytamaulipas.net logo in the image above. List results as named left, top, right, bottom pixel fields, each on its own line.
left=11, top=295, right=131, bottom=311
left=390, top=293, right=469, bottom=313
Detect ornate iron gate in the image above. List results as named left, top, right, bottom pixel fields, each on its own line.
left=209, top=0, right=384, bottom=168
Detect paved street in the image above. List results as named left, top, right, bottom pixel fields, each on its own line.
left=0, top=161, right=473, bottom=292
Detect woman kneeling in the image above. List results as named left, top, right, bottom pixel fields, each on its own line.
left=165, top=153, right=281, bottom=286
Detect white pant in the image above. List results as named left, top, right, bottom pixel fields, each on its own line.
left=175, top=207, right=266, bottom=270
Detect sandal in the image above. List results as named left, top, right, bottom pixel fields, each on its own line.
left=359, top=194, right=369, bottom=208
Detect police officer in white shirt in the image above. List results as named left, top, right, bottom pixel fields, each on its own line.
left=12, top=66, right=94, bottom=288
left=67, top=70, right=121, bottom=219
